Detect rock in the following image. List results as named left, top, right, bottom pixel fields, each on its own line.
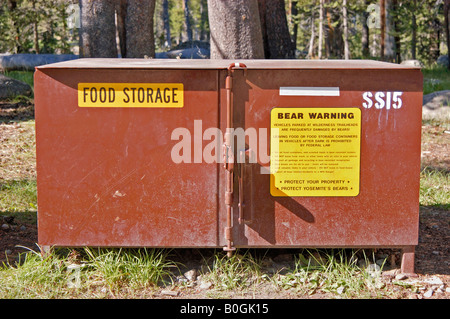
left=0, top=53, right=78, bottom=71
left=0, top=74, right=32, bottom=100
left=437, top=55, right=449, bottom=68
left=1, top=223, right=10, bottom=230
left=161, top=289, right=179, bottom=297
left=424, top=276, right=443, bottom=286
left=395, top=273, right=408, bottom=280
left=336, top=286, right=345, bottom=294
left=400, top=59, right=423, bottom=68
left=198, top=281, right=213, bottom=290
left=423, top=90, right=450, bottom=109
left=184, top=269, right=197, bottom=282
left=422, top=90, right=450, bottom=122
left=423, top=289, right=434, bottom=298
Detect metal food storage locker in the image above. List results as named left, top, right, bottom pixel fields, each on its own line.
left=34, top=59, right=423, bottom=273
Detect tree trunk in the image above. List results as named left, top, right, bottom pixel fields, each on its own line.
left=163, top=0, right=171, bottom=48
left=32, top=0, right=39, bottom=54
left=116, top=0, right=127, bottom=57
left=392, top=0, right=401, bottom=63
left=208, top=0, right=264, bottom=59
left=343, top=0, right=349, bottom=59
left=411, top=0, right=417, bottom=60
left=79, top=0, right=117, bottom=58
left=318, top=0, right=324, bottom=59
left=200, top=0, right=208, bottom=41
left=183, top=0, right=193, bottom=43
left=291, top=0, right=299, bottom=51
left=445, top=0, right=450, bottom=70
left=258, top=0, right=295, bottom=58
left=125, top=0, right=155, bottom=58
left=380, top=0, right=385, bottom=60
left=324, top=2, right=330, bottom=58
left=307, top=12, right=315, bottom=59
left=384, top=0, right=396, bottom=62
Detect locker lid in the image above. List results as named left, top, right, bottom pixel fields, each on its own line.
left=36, top=58, right=420, bottom=70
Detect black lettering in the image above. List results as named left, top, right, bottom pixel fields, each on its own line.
left=284, top=113, right=290, bottom=119
left=309, top=113, right=317, bottom=119
left=147, top=88, right=153, bottom=103
left=90, top=87, right=97, bottom=103
left=108, top=88, right=115, bottom=102
left=278, top=113, right=284, bottom=119
left=348, top=113, right=354, bottom=119
left=83, top=87, right=89, bottom=103
left=137, top=87, right=145, bottom=103
left=99, top=87, right=107, bottom=103
left=172, top=88, right=178, bottom=103
left=155, top=88, right=163, bottom=103
left=123, top=87, right=130, bottom=103
left=130, top=88, right=136, bottom=102
left=164, top=88, right=170, bottom=103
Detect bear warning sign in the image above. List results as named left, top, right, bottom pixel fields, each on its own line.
left=270, top=107, right=361, bottom=197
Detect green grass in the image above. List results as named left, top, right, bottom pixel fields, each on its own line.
left=422, top=65, right=450, bottom=95
left=0, top=247, right=177, bottom=298
left=0, top=180, right=37, bottom=213
left=420, top=168, right=450, bottom=210
left=271, top=250, right=387, bottom=298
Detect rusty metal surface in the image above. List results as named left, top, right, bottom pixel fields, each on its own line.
left=35, top=59, right=422, bottom=254
left=224, top=68, right=422, bottom=248
left=35, top=68, right=220, bottom=247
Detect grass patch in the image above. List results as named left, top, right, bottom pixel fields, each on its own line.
left=419, top=168, right=450, bottom=209
left=271, top=249, right=388, bottom=298
left=202, top=251, right=264, bottom=291
left=0, top=247, right=178, bottom=298
left=422, top=65, right=450, bottom=95
left=0, top=179, right=37, bottom=213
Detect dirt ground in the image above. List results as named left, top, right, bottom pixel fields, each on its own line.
left=0, top=100, right=448, bottom=299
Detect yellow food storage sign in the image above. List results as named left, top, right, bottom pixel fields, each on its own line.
left=270, top=107, right=361, bottom=197
left=78, top=83, right=184, bottom=108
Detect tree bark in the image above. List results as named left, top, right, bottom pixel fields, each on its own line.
left=343, top=0, right=349, bottom=59
left=291, top=0, right=299, bottom=51
left=307, top=11, right=315, bottom=59
left=208, top=0, right=264, bottom=59
left=125, top=0, right=156, bottom=58
left=318, top=0, right=324, bottom=59
left=258, top=0, right=295, bottom=58
left=411, top=0, right=417, bottom=60
left=79, top=0, right=117, bottom=58
left=445, top=0, right=450, bottom=70
left=116, top=0, right=127, bottom=57
left=183, top=0, right=193, bottom=43
left=380, top=0, right=385, bottom=60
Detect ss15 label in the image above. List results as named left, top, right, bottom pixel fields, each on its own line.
left=362, top=91, right=403, bottom=109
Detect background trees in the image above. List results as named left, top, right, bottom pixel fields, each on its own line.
left=0, top=0, right=448, bottom=66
